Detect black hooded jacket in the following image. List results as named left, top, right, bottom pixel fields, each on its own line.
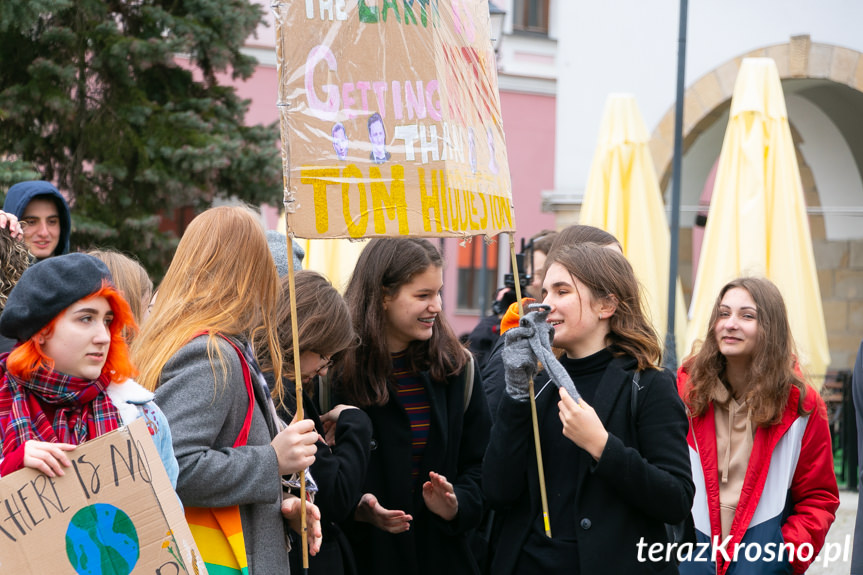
left=3, top=180, right=71, bottom=258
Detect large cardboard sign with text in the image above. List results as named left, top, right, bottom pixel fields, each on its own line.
left=0, top=418, right=205, bottom=574
left=275, top=0, right=515, bottom=239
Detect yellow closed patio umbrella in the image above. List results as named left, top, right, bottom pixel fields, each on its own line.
left=686, top=58, right=830, bottom=384
left=300, top=238, right=365, bottom=292
left=580, top=94, right=688, bottom=363
left=276, top=214, right=365, bottom=292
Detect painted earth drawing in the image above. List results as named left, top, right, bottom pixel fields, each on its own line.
left=65, top=503, right=140, bottom=575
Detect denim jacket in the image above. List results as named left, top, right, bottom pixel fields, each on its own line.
left=107, top=379, right=179, bottom=488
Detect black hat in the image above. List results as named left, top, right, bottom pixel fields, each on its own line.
left=0, top=253, right=113, bottom=342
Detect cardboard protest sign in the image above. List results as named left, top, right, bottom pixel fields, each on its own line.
left=274, top=0, right=515, bottom=239
left=0, top=418, right=205, bottom=574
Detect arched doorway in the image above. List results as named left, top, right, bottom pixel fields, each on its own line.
left=651, top=36, right=863, bottom=369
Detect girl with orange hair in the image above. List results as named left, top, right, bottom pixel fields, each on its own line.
left=0, top=253, right=177, bottom=483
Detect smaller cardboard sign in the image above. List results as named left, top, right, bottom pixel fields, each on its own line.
left=0, top=418, right=206, bottom=574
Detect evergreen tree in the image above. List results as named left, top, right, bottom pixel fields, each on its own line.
left=0, top=0, right=282, bottom=275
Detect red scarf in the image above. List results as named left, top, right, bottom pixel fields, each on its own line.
left=0, top=359, right=121, bottom=457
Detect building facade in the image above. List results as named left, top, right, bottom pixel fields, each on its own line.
left=545, top=0, right=863, bottom=369
left=224, top=1, right=861, bottom=366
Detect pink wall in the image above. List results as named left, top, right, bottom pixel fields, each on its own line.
left=227, top=65, right=279, bottom=125
left=220, top=62, right=557, bottom=336
left=500, top=91, right=558, bottom=246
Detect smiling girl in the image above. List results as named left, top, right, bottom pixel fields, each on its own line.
left=483, top=242, right=693, bottom=575
left=678, top=277, right=838, bottom=574
left=0, top=253, right=177, bottom=484
left=334, top=238, right=491, bottom=575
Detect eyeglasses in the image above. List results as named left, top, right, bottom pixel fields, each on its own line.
left=314, top=353, right=334, bottom=377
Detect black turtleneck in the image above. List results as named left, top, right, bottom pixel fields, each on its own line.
left=516, top=347, right=614, bottom=575
left=557, top=346, right=614, bottom=405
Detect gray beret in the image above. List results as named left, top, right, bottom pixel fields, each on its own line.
left=0, top=253, right=113, bottom=342
left=266, top=230, right=305, bottom=278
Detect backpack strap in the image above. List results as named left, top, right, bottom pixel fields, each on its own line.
left=628, top=369, right=694, bottom=548
left=629, top=371, right=642, bottom=449
left=218, top=336, right=255, bottom=448
left=463, top=352, right=475, bottom=414
left=630, top=371, right=642, bottom=418
left=191, top=332, right=255, bottom=448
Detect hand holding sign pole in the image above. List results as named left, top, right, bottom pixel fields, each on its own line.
left=274, top=3, right=311, bottom=571
left=510, top=236, right=553, bottom=538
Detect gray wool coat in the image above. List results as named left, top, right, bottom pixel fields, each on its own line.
left=154, top=334, right=289, bottom=575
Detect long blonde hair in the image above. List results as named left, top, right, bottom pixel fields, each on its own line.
left=87, top=249, right=153, bottom=331
left=132, top=205, right=283, bottom=403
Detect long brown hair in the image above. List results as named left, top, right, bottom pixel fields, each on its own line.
left=548, top=224, right=621, bottom=256
left=684, top=277, right=809, bottom=426
left=545, top=243, right=661, bottom=370
left=255, top=271, right=358, bottom=394
left=337, top=238, right=466, bottom=407
left=132, top=205, right=283, bottom=404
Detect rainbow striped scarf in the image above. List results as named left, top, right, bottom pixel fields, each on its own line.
left=185, top=506, right=248, bottom=575
left=183, top=334, right=254, bottom=575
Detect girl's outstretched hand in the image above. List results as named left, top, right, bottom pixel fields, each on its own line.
left=422, top=471, right=458, bottom=521
left=355, top=492, right=412, bottom=533
left=558, top=387, right=608, bottom=461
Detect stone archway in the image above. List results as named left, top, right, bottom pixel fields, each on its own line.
left=650, top=35, right=863, bottom=191
left=652, top=36, right=863, bottom=370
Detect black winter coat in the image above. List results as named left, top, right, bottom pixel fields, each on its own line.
left=480, top=336, right=507, bottom=423
left=482, top=354, right=694, bottom=575
left=274, top=378, right=373, bottom=575
left=341, top=360, right=491, bottom=575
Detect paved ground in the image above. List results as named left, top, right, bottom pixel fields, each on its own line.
left=815, top=489, right=857, bottom=574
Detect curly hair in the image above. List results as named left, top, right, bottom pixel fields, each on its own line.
left=0, top=227, right=31, bottom=313
left=683, top=277, right=809, bottom=427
